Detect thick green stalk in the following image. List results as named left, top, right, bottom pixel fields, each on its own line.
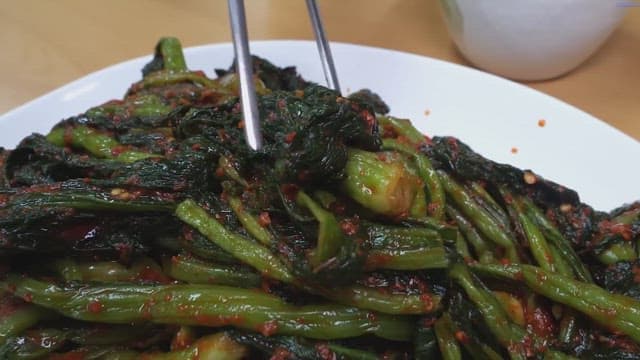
left=377, top=116, right=427, bottom=144
left=1, top=276, right=413, bottom=341
left=382, top=138, right=445, bottom=220
left=342, top=149, right=426, bottom=218
left=139, top=71, right=221, bottom=90
left=49, top=257, right=167, bottom=283
left=467, top=183, right=511, bottom=232
left=296, top=191, right=345, bottom=267
left=366, top=247, right=449, bottom=270
left=366, top=222, right=443, bottom=250
left=470, top=263, right=522, bottom=281
left=317, top=285, right=440, bottom=314
left=520, top=265, right=640, bottom=343
left=218, top=156, right=249, bottom=187
left=596, top=241, right=637, bottom=264
left=0, top=296, right=55, bottom=343
left=519, top=197, right=592, bottom=282
left=434, top=314, right=462, bottom=360
left=516, top=206, right=556, bottom=272
left=439, top=171, right=519, bottom=262
left=5, top=185, right=176, bottom=213
left=156, top=37, right=188, bottom=73
left=228, top=196, right=274, bottom=246
left=446, top=205, right=495, bottom=264
left=162, top=254, right=261, bottom=288
left=176, top=199, right=293, bottom=283
left=449, top=263, right=528, bottom=360
left=47, top=125, right=160, bottom=163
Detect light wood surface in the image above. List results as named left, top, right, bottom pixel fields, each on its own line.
left=1, top=0, right=639, bottom=139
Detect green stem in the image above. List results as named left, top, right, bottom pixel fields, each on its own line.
left=316, top=285, right=440, bottom=315
left=519, top=197, right=592, bottom=282
left=228, top=196, right=274, bottom=246
left=434, top=314, right=462, bottom=360
left=382, top=138, right=445, bottom=220
left=47, top=125, right=160, bottom=163
left=366, top=247, right=449, bottom=270
left=162, top=254, right=261, bottom=288
left=176, top=199, right=293, bottom=283
left=296, top=191, right=345, bottom=267
left=1, top=276, right=414, bottom=341
left=439, top=171, right=519, bottom=262
left=520, top=265, right=640, bottom=343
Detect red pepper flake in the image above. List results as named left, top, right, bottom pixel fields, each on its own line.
left=215, top=166, right=225, bottom=177
left=511, top=147, right=519, bottom=154
left=258, top=320, right=279, bottom=336
left=87, top=300, right=104, bottom=314
left=237, top=120, right=245, bottom=129
left=277, top=99, right=287, bottom=109
left=217, top=129, right=230, bottom=142
left=315, top=343, right=336, bottom=360
left=420, top=294, right=435, bottom=312
left=137, top=266, right=172, bottom=284
left=280, top=184, right=299, bottom=201
left=110, top=146, right=126, bottom=157
left=164, top=293, right=173, bottom=302
left=270, top=347, right=293, bottom=360
left=396, top=135, right=411, bottom=145
left=632, top=265, right=640, bottom=283
left=191, top=143, right=201, bottom=151
left=382, top=124, right=397, bottom=138
left=427, top=202, right=441, bottom=217
left=525, top=305, right=556, bottom=339
left=258, top=212, right=272, bottom=227
left=424, top=109, right=431, bottom=116
left=454, top=330, right=469, bottom=344
left=499, top=258, right=511, bottom=265
left=284, top=131, right=297, bottom=144
left=22, top=293, right=33, bottom=303
left=340, top=217, right=359, bottom=236
left=192, top=70, right=206, bottom=77
left=366, top=311, right=377, bottom=322
left=538, top=119, right=547, bottom=127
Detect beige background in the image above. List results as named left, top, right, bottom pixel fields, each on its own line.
left=1, top=0, right=639, bottom=139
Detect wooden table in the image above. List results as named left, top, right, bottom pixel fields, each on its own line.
left=1, top=0, right=639, bottom=140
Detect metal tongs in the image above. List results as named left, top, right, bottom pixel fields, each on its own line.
left=227, top=0, right=340, bottom=150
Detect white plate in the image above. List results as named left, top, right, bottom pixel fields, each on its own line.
left=0, top=40, right=638, bottom=211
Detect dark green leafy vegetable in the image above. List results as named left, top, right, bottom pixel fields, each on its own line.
left=0, top=36, right=637, bottom=358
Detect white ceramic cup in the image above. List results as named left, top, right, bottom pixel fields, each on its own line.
left=439, top=0, right=627, bottom=81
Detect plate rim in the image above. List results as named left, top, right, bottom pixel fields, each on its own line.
left=1, top=39, right=637, bottom=146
